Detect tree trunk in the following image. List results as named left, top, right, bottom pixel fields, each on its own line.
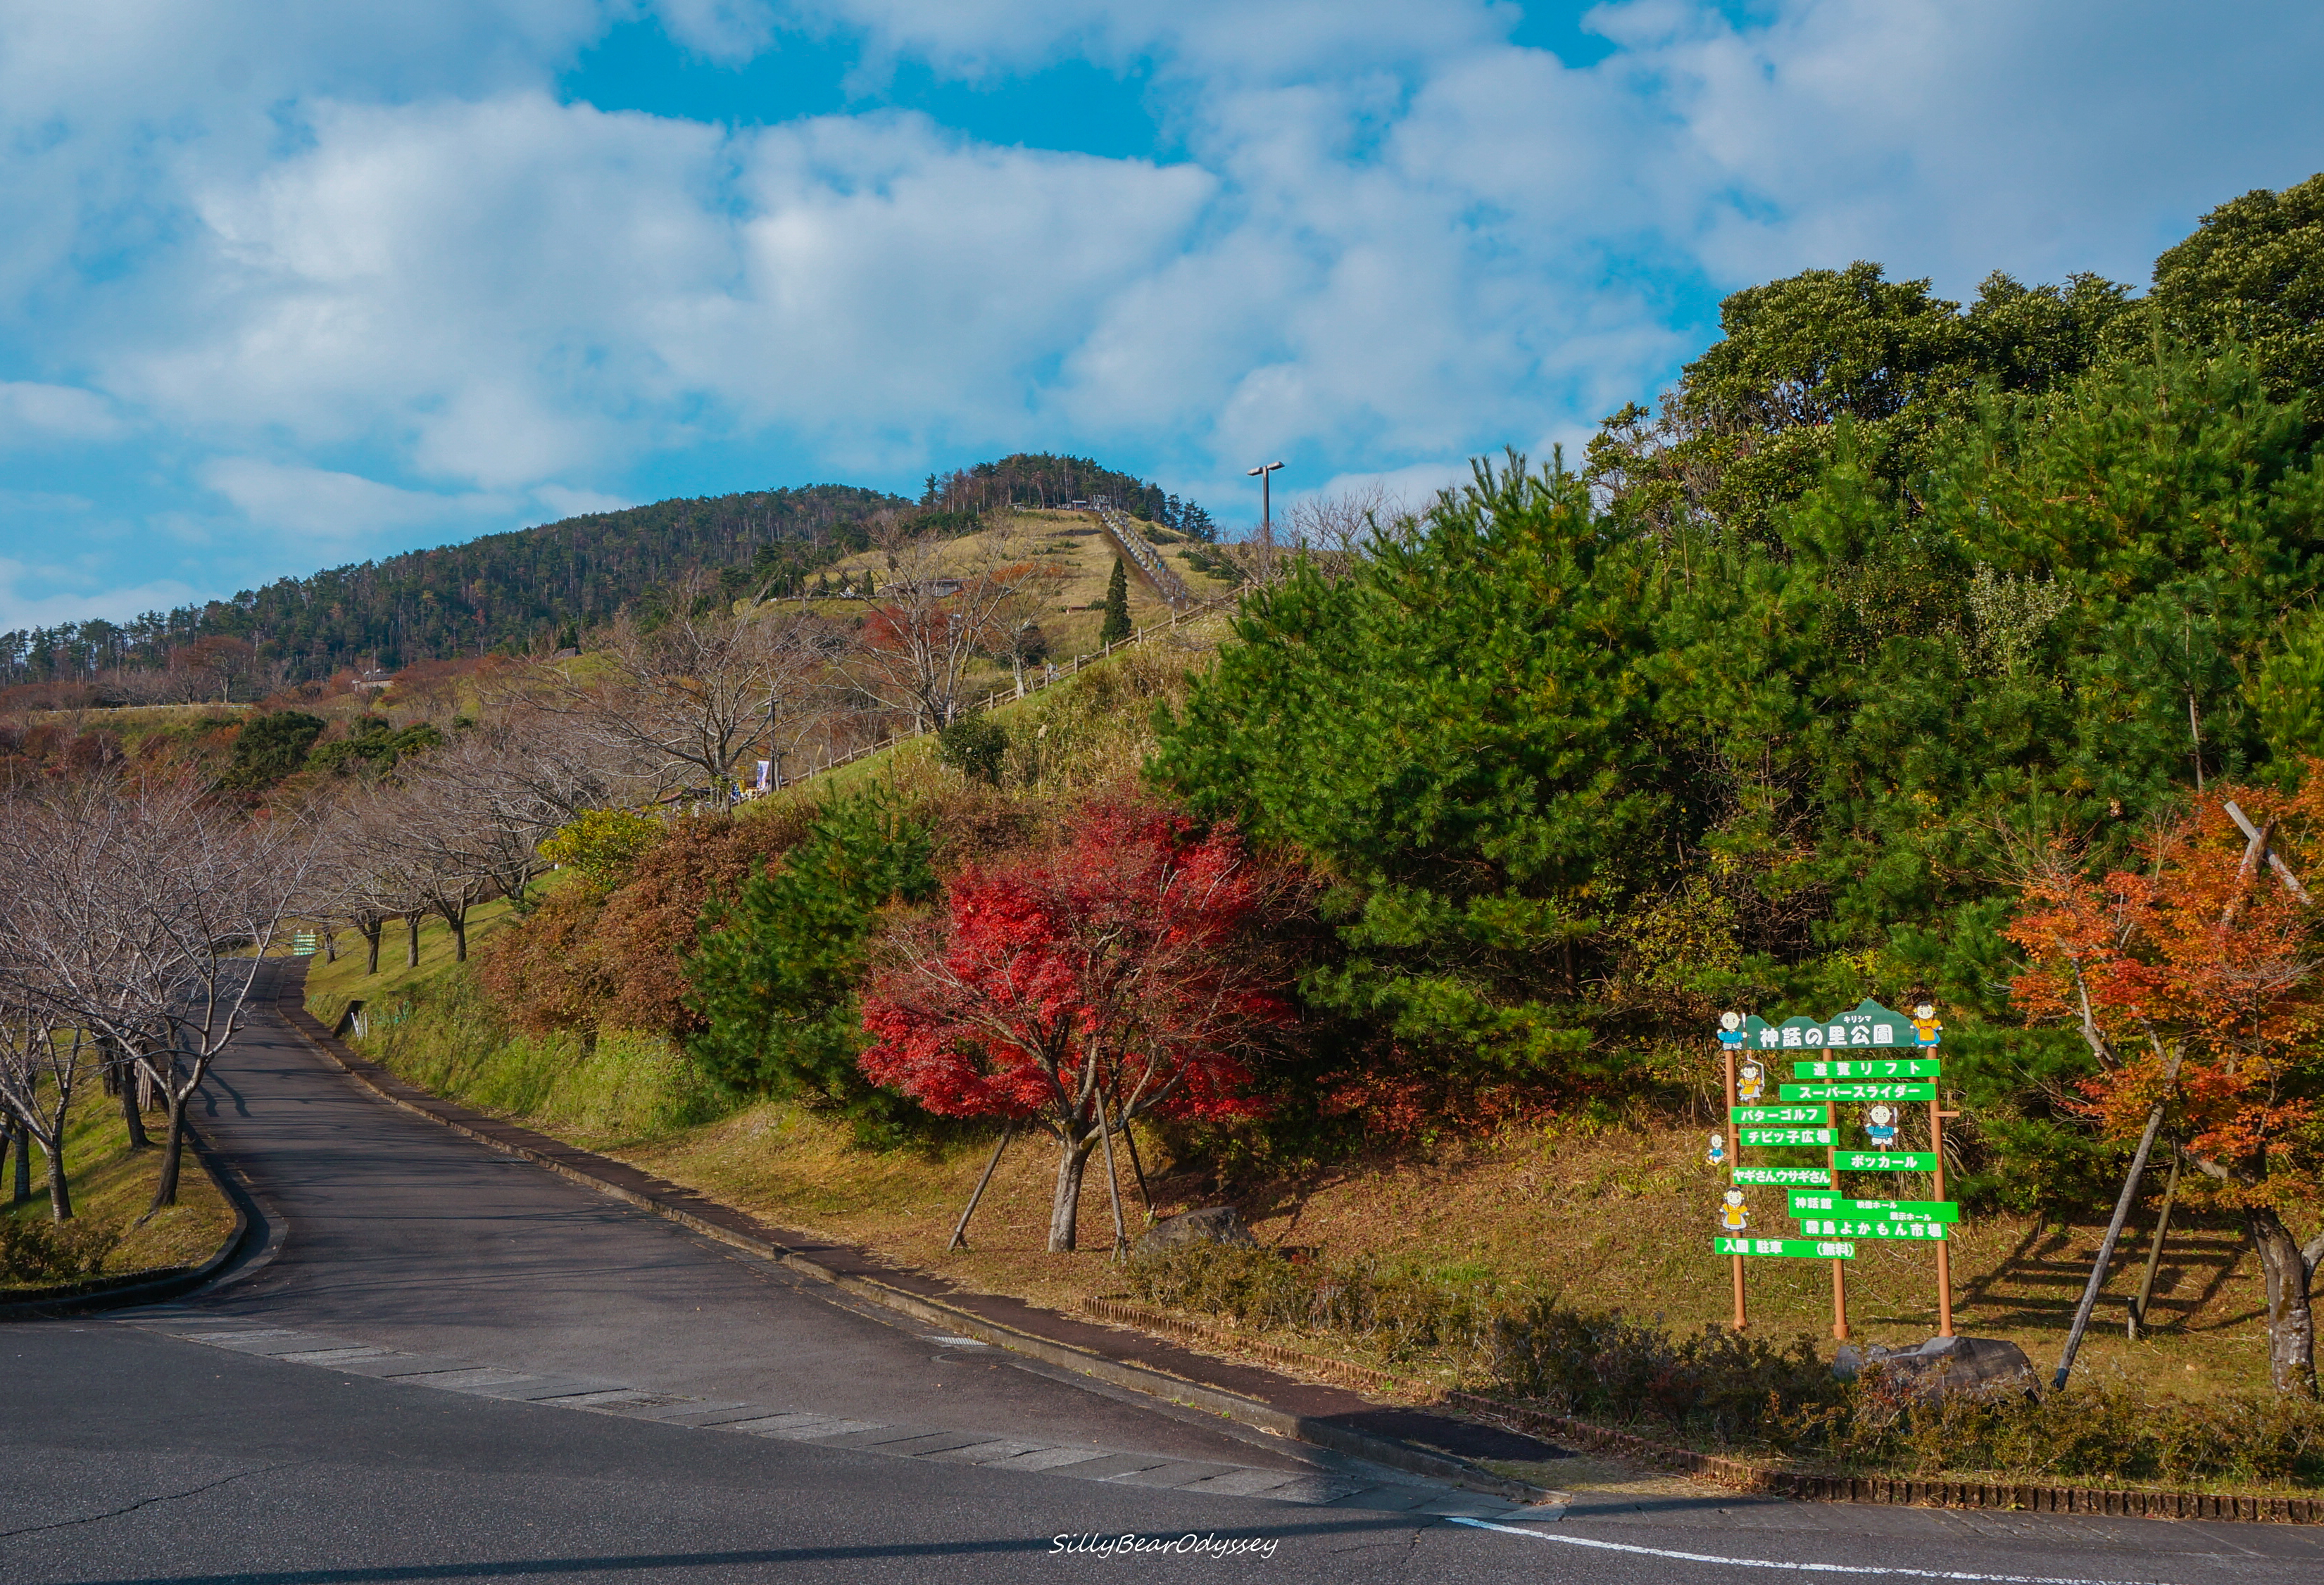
left=42, top=1135, right=72, bottom=1221
left=446, top=903, right=467, bottom=961
left=149, top=1094, right=189, bottom=1213
left=1048, top=1135, right=1093, bottom=1253
left=363, top=919, right=382, bottom=975
left=11, top=1123, right=28, bottom=1204
left=404, top=911, right=421, bottom=968
left=121, top=1073, right=150, bottom=1149
left=2246, top=1204, right=2319, bottom=1396
left=322, top=929, right=338, bottom=964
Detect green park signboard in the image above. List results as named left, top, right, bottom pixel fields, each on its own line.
left=1788, top=1192, right=1959, bottom=1223
left=1730, top=1104, right=1830, bottom=1126
left=1732, top=1166, right=1833, bottom=1187
left=1733, top=999, right=1924, bottom=1054
left=1715, top=1237, right=1857, bottom=1260
left=1780, top=1082, right=1937, bottom=1102
left=1838, top=1150, right=1938, bottom=1172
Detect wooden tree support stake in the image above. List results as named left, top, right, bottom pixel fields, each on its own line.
left=947, top=1121, right=1016, bottom=1251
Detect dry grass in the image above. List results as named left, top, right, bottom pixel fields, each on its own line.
left=606, top=1101, right=2292, bottom=1402
left=777, top=509, right=1238, bottom=667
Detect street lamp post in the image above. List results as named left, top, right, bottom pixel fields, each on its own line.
left=1246, top=460, right=1284, bottom=579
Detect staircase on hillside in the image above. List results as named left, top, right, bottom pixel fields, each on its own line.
left=1086, top=498, right=1195, bottom=610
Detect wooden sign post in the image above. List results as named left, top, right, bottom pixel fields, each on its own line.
left=1725, top=1046, right=1746, bottom=1331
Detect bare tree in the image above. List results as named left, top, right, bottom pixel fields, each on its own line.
left=1, top=778, right=322, bottom=1212
left=1284, top=481, right=1416, bottom=560
left=532, top=572, right=840, bottom=800
left=0, top=983, right=92, bottom=1220
left=850, top=525, right=1041, bottom=731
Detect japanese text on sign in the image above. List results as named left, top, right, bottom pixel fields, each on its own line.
left=1732, top=1166, right=1833, bottom=1187
left=1740, top=1127, right=1835, bottom=1148
left=1730, top=1105, right=1830, bottom=1125
left=1788, top=1193, right=1959, bottom=1223
left=1790, top=1059, right=1941, bottom=1080
left=1714, top=1237, right=1858, bottom=1260
left=1780, top=1082, right=1937, bottom=1102
left=1795, top=1218, right=1949, bottom=1242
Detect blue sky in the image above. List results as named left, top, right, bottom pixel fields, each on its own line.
left=2, top=1, right=2320, bottom=631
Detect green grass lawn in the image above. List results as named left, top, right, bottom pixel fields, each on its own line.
left=1, top=1085, right=238, bottom=1291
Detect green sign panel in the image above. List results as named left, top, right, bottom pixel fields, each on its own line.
left=1787, top=1192, right=1960, bottom=1223
left=1733, top=1166, right=1832, bottom=1187
left=1715, top=1237, right=1857, bottom=1260
left=1838, top=1151, right=1938, bottom=1172
left=1730, top=1104, right=1830, bottom=1126
left=1780, top=1082, right=1937, bottom=1102
left=1791, top=1057, right=1942, bottom=1080
left=1731, top=998, right=1926, bottom=1056
left=1793, top=1217, right=1949, bottom=1242
left=1740, top=1127, right=1835, bottom=1148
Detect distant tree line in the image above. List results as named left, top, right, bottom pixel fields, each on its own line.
left=922, top=453, right=1217, bottom=540
left=5, top=451, right=1214, bottom=694
left=0, top=485, right=906, bottom=689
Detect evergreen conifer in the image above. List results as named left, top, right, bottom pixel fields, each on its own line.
left=1100, top=557, right=1132, bottom=644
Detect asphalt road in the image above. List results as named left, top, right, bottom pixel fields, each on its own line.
left=6, top=979, right=2323, bottom=1584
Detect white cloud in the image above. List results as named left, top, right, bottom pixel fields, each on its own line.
left=3, top=1, right=2322, bottom=620
left=0, top=383, right=123, bottom=444
left=654, top=0, right=781, bottom=62
left=0, top=558, right=203, bottom=631
left=198, top=458, right=513, bottom=540
left=530, top=484, right=636, bottom=519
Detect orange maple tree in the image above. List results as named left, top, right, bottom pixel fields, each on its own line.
left=2006, top=777, right=2324, bottom=1393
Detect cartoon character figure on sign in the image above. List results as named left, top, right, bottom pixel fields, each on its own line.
left=1865, top=1103, right=1899, bottom=1150
left=1911, top=1002, right=1943, bottom=1048
left=1717, top=1011, right=1747, bottom=1052
left=1720, top=1189, right=1750, bottom=1232
left=1706, top=1130, right=1728, bottom=1168
left=1737, top=1059, right=1766, bottom=1102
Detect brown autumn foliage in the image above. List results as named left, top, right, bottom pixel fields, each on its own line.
left=475, top=802, right=821, bottom=1037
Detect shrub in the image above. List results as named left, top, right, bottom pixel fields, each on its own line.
left=539, top=807, right=665, bottom=893
left=936, top=714, right=1007, bottom=785
left=1126, top=1241, right=1500, bottom=1359
left=0, top=1215, right=123, bottom=1283
left=1126, top=1239, right=2324, bottom=1486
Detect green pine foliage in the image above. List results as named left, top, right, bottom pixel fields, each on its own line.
left=1100, top=558, right=1132, bottom=645
left=217, top=711, right=325, bottom=791
left=1157, top=345, right=2324, bottom=1204
left=1587, top=263, right=2136, bottom=543
left=681, top=797, right=938, bottom=1144
left=308, top=716, right=445, bottom=776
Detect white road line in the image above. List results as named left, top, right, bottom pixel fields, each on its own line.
left=1446, top=1517, right=2167, bottom=1585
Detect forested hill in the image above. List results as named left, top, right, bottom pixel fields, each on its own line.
left=5, top=483, right=907, bottom=684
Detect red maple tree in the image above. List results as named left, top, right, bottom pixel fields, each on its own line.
left=859, top=797, right=1288, bottom=1252
left=2006, top=777, right=2324, bottom=1393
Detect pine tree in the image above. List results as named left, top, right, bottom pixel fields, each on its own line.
left=682, top=798, right=936, bottom=1144
left=1099, top=558, right=1131, bottom=645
